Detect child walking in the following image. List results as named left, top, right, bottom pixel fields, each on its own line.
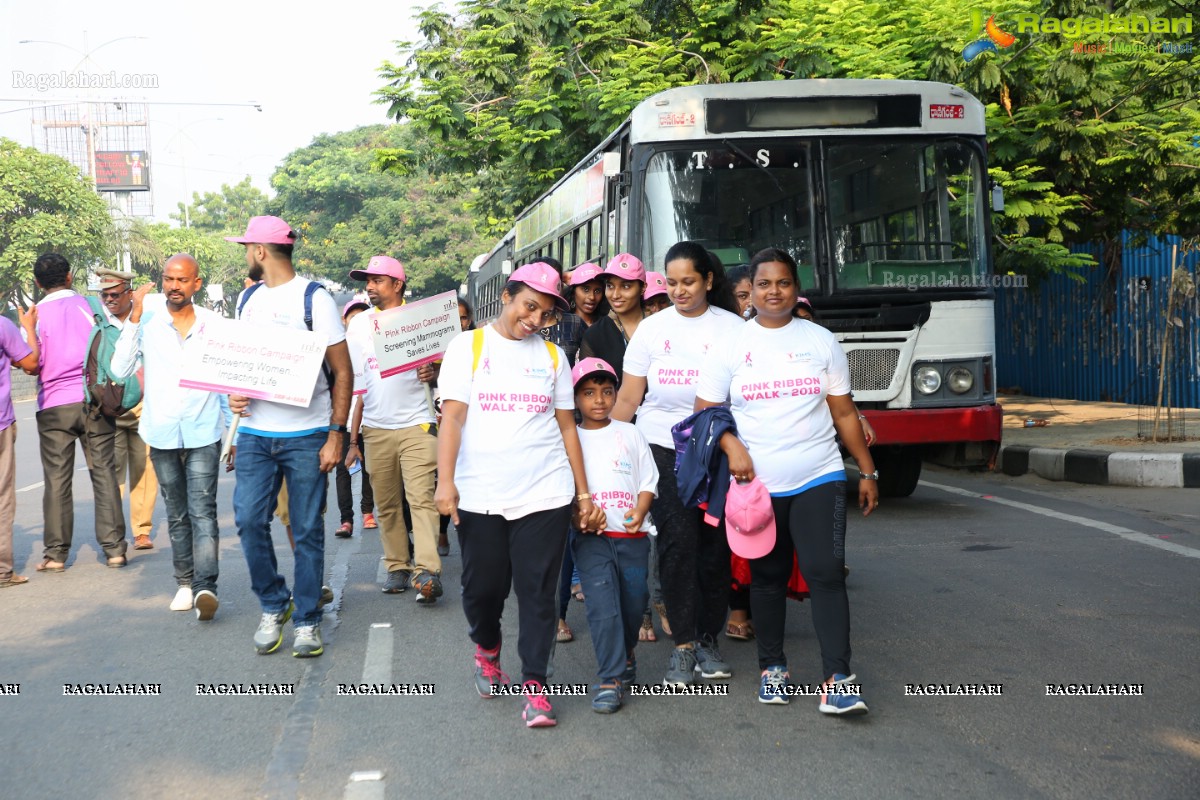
left=571, top=358, right=659, bottom=713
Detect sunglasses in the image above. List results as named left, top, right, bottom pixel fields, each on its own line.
left=101, top=288, right=130, bottom=300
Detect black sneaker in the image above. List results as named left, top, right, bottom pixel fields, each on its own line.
left=414, top=571, right=443, bottom=605
left=382, top=569, right=410, bottom=594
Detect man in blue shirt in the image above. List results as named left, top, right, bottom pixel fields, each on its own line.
left=112, top=254, right=231, bottom=620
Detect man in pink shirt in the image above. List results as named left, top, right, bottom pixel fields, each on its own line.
left=31, top=254, right=128, bottom=572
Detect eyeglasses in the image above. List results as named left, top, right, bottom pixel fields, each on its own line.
left=100, top=288, right=130, bottom=300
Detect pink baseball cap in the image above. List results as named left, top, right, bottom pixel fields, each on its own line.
left=224, top=215, right=298, bottom=245
left=343, top=294, right=370, bottom=318
left=796, top=296, right=815, bottom=316
left=350, top=255, right=406, bottom=283
left=571, top=357, right=618, bottom=387
left=603, top=253, right=646, bottom=283
left=644, top=271, right=668, bottom=300
left=724, top=478, right=776, bottom=559
left=510, top=262, right=570, bottom=313
left=568, top=263, right=604, bottom=286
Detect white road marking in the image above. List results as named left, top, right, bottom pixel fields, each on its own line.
left=344, top=771, right=385, bottom=800
left=921, top=480, right=1200, bottom=560
left=16, top=481, right=43, bottom=493
left=361, top=623, right=394, bottom=685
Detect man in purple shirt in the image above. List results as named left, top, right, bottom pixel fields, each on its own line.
left=31, top=254, right=128, bottom=572
left=0, top=307, right=40, bottom=587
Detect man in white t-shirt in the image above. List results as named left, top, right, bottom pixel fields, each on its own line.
left=345, top=255, right=443, bottom=601
left=225, top=216, right=353, bottom=659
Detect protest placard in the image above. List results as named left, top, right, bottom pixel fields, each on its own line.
left=179, top=316, right=326, bottom=407
left=369, top=291, right=459, bottom=378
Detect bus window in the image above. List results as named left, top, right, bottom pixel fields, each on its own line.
left=827, top=140, right=985, bottom=291
left=641, top=144, right=813, bottom=284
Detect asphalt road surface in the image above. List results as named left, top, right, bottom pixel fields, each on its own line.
left=2, top=398, right=1198, bottom=800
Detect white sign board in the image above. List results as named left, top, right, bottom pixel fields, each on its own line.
left=370, top=291, right=459, bottom=378
left=179, top=316, right=326, bottom=407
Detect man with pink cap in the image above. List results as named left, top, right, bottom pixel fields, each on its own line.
left=345, top=255, right=443, bottom=601
left=226, top=216, right=353, bottom=658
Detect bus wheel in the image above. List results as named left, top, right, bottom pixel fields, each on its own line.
left=870, top=446, right=922, bottom=498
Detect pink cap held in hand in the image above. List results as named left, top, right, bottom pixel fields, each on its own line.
left=224, top=216, right=298, bottom=245
left=724, top=478, right=776, bottom=559
left=510, top=262, right=570, bottom=313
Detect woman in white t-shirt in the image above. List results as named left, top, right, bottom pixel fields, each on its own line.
left=694, top=247, right=879, bottom=716
left=612, top=240, right=744, bottom=688
left=436, top=262, right=606, bottom=729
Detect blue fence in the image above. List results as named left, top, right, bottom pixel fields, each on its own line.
left=995, top=231, right=1200, bottom=408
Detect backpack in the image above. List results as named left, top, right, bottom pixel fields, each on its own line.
left=83, top=296, right=143, bottom=417
left=238, top=280, right=334, bottom=387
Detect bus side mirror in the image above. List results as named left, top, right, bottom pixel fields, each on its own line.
left=991, top=183, right=1005, bottom=213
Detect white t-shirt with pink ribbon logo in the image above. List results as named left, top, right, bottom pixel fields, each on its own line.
left=577, top=420, right=659, bottom=532
left=439, top=324, right=575, bottom=519
left=622, top=305, right=744, bottom=448
left=696, top=317, right=850, bottom=493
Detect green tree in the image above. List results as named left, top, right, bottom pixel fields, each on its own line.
left=0, top=137, right=112, bottom=304
left=270, top=124, right=489, bottom=295
left=172, top=176, right=270, bottom=234
left=378, top=0, right=1200, bottom=279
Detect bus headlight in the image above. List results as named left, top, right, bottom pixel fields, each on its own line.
left=914, top=366, right=941, bottom=395
left=946, top=366, right=974, bottom=394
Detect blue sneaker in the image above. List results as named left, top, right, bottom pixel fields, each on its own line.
left=591, top=681, right=623, bottom=714
left=819, top=673, right=868, bottom=715
left=758, top=666, right=791, bottom=705
left=621, top=655, right=637, bottom=685
left=663, top=647, right=698, bottom=687
left=694, top=635, right=732, bottom=679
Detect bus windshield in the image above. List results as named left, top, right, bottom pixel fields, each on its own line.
left=640, top=138, right=987, bottom=294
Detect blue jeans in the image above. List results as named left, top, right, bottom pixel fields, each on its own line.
left=233, top=432, right=328, bottom=624
left=573, top=534, right=650, bottom=683
left=150, top=442, right=220, bottom=593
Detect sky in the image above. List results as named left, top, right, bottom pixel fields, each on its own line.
left=0, top=0, right=429, bottom=222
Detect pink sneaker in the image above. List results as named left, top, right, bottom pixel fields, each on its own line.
left=521, top=681, right=557, bottom=728
left=473, top=645, right=510, bottom=698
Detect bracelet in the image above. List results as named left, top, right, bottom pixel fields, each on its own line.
left=576, top=492, right=593, bottom=501
left=857, top=414, right=867, bottom=421
left=329, top=424, right=349, bottom=434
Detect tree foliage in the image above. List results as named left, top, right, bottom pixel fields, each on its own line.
left=269, top=124, right=489, bottom=295
left=172, top=176, right=270, bottom=234
left=378, top=0, right=1200, bottom=278
left=0, top=137, right=112, bottom=304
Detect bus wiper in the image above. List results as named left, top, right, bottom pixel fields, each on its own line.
left=721, top=138, right=784, bottom=193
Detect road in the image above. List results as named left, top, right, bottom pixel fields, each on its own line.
left=2, top=398, right=1198, bottom=800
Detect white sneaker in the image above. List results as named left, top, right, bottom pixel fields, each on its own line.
left=170, top=586, right=194, bottom=611
left=194, top=589, right=219, bottom=621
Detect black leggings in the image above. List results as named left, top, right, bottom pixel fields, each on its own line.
left=650, top=444, right=730, bottom=647
left=335, top=436, right=374, bottom=523
left=748, top=481, right=851, bottom=678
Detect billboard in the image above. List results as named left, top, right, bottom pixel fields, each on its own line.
left=95, top=150, right=151, bottom=191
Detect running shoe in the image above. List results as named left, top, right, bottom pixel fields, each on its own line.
left=694, top=634, right=733, bottom=679
left=253, top=602, right=294, bottom=654
left=819, top=673, right=868, bottom=716
left=292, top=623, right=324, bottom=658
left=758, top=666, right=791, bottom=705
left=521, top=682, right=557, bottom=727
left=663, top=646, right=698, bottom=688
left=382, top=569, right=410, bottom=594
left=413, top=571, right=443, bottom=605
left=474, top=644, right=510, bottom=698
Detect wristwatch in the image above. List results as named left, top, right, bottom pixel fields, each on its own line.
left=859, top=471, right=879, bottom=481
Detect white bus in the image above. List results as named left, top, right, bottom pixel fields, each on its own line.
left=467, top=79, right=1003, bottom=496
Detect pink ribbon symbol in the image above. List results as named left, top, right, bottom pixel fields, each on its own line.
left=663, top=339, right=672, bottom=354
left=482, top=358, right=491, bottom=372
left=373, top=319, right=381, bottom=333
left=744, top=351, right=753, bottom=367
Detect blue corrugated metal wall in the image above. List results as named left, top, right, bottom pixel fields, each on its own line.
left=995, top=231, right=1200, bottom=407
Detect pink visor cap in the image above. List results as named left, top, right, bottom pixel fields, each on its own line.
left=349, top=255, right=406, bottom=283
left=644, top=271, right=668, bottom=300
left=571, top=357, right=617, bottom=387
left=342, top=294, right=371, bottom=318
left=604, top=253, right=646, bottom=283
left=511, top=262, right=570, bottom=314
left=224, top=215, right=298, bottom=245
left=724, top=478, right=777, bottom=559
left=568, top=263, right=604, bottom=286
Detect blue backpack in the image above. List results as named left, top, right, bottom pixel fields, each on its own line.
left=83, top=296, right=143, bottom=417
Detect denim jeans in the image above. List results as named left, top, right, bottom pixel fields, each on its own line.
left=233, top=432, right=328, bottom=625
left=573, top=534, right=650, bottom=683
left=150, top=442, right=220, bottom=593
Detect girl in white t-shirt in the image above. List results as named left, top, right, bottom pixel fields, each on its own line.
left=570, top=357, right=658, bottom=713
left=612, top=241, right=744, bottom=688
left=436, top=262, right=606, bottom=729
left=694, top=247, right=879, bottom=716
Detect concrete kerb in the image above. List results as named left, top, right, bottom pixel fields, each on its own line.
left=999, top=444, right=1200, bottom=488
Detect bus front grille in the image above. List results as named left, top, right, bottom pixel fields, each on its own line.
left=847, top=348, right=900, bottom=392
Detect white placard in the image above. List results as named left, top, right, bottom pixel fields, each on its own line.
left=370, top=291, right=459, bottom=378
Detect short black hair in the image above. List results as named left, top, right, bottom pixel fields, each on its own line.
left=574, top=371, right=619, bottom=392
left=33, top=253, right=72, bottom=290
left=264, top=242, right=294, bottom=260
